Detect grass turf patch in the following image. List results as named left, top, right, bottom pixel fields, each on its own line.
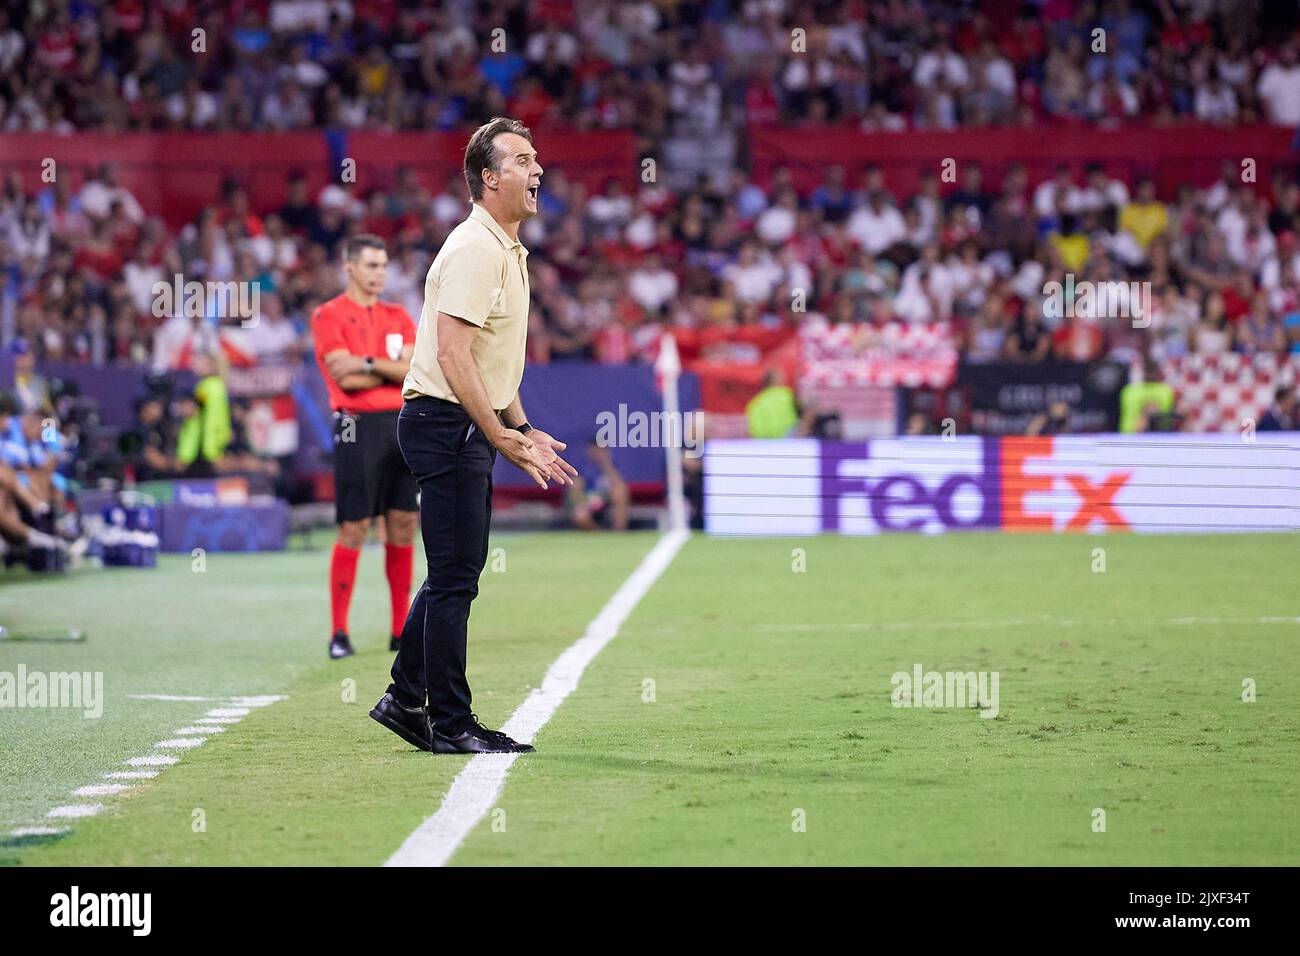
left=1, top=531, right=656, bottom=865
left=450, top=532, right=1300, bottom=866
left=4, top=531, right=1297, bottom=865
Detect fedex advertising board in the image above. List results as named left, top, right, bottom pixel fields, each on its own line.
left=703, top=435, right=1299, bottom=535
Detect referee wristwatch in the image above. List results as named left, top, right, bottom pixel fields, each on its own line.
left=515, top=422, right=533, bottom=436
left=362, top=355, right=376, bottom=373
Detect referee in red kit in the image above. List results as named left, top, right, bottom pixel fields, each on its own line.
left=311, top=235, right=418, bottom=660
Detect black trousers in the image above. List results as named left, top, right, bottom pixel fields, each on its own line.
left=388, top=395, right=496, bottom=731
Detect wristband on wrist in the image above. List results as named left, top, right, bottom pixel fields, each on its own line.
left=515, top=422, right=533, bottom=436
left=363, top=356, right=376, bottom=373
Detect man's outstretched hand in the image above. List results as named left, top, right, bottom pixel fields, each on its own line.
left=494, top=428, right=578, bottom=489
left=528, top=430, right=579, bottom=486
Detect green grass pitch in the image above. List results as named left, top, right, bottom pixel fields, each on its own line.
left=1, top=530, right=1297, bottom=866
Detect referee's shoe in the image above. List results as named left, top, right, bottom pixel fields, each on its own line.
left=329, top=629, right=356, bottom=659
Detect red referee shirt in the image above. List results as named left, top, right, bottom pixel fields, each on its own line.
left=311, top=293, right=415, bottom=413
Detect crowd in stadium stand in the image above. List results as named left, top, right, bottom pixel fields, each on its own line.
left=4, top=152, right=1300, bottom=380
left=3, top=1, right=1300, bottom=425
left=3, top=1, right=1300, bottom=140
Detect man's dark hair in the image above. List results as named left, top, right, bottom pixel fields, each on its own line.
left=343, top=234, right=387, bottom=261
left=463, top=117, right=533, bottom=202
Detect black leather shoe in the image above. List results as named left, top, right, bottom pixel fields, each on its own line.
left=389, top=634, right=401, bottom=652
left=431, top=715, right=534, bottom=754
left=329, top=630, right=355, bottom=659
left=369, top=693, right=432, bottom=752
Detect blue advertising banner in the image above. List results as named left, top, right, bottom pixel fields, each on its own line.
left=158, top=501, right=289, bottom=553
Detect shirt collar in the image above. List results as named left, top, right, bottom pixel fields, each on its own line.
left=469, top=203, right=526, bottom=256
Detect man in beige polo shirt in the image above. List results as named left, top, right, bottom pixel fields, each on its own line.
left=369, top=117, right=577, bottom=756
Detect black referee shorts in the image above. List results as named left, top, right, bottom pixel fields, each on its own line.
left=332, top=409, right=419, bottom=523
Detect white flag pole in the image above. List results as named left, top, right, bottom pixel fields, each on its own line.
left=655, top=331, right=688, bottom=532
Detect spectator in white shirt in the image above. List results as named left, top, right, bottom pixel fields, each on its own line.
left=723, top=242, right=783, bottom=304
left=755, top=188, right=799, bottom=246
left=260, top=82, right=314, bottom=130
left=587, top=179, right=634, bottom=239
left=826, top=7, right=868, bottom=63
left=0, top=9, right=24, bottom=75
left=78, top=164, right=145, bottom=223
left=246, top=214, right=299, bottom=272
left=7, top=201, right=49, bottom=261
left=669, top=47, right=720, bottom=126
left=1228, top=206, right=1276, bottom=271
left=431, top=171, right=468, bottom=225
left=281, top=44, right=329, bottom=88
left=980, top=40, right=1016, bottom=99
left=526, top=23, right=579, bottom=63
left=911, top=171, right=944, bottom=241
left=625, top=199, right=657, bottom=250
left=775, top=245, right=813, bottom=298
left=123, top=246, right=165, bottom=315
left=1201, top=160, right=1238, bottom=213
left=317, top=181, right=364, bottom=219
left=914, top=35, right=970, bottom=90
left=1257, top=43, right=1300, bottom=126
left=846, top=190, right=906, bottom=256
left=895, top=244, right=955, bottom=323
left=383, top=245, right=428, bottom=322
left=1070, top=163, right=1130, bottom=214
left=947, top=240, right=994, bottom=312
left=1215, top=192, right=1249, bottom=251
left=1034, top=165, right=1077, bottom=220
left=241, top=293, right=302, bottom=362
left=1195, top=76, right=1238, bottom=124
left=628, top=255, right=679, bottom=314
left=269, top=0, right=336, bottom=34
left=166, top=78, right=219, bottom=128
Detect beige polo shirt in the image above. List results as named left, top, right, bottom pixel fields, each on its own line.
left=403, top=203, right=530, bottom=411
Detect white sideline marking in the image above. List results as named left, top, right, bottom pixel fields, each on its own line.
left=13, top=693, right=289, bottom=840
left=126, top=694, right=287, bottom=705
left=385, top=529, right=689, bottom=868
left=73, top=784, right=131, bottom=797
left=126, top=755, right=179, bottom=767
left=10, top=826, right=67, bottom=837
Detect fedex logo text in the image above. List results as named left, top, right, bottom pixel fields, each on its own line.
left=817, top=438, right=1131, bottom=534
left=999, top=437, right=1131, bottom=533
